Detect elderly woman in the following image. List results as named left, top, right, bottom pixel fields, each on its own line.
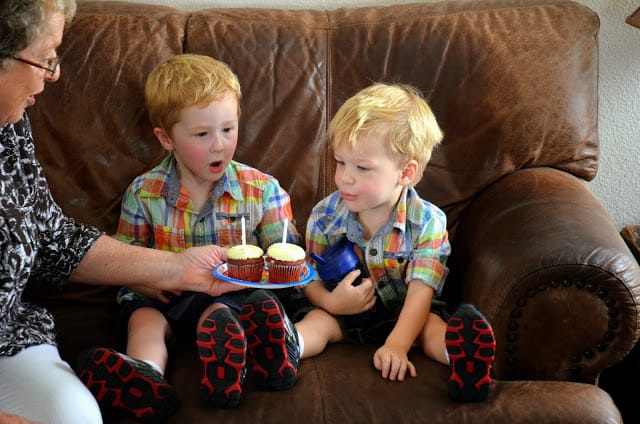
left=0, top=1, right=238, bottom=422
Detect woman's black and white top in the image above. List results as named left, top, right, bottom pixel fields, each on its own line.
left=0, top=113, right=101, bottom=357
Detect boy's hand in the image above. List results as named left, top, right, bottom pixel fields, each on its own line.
left=328, top=270, right=376, bottom=315
left=130, top=285, right=181, bottom=303
left=373, top=343, right=417, bottom=381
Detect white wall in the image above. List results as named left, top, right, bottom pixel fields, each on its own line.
left=583, top=0, right=640, bottom=230
left=81, top=0, right=640, bottom=230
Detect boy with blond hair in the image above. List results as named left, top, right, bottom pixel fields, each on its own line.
left=294, top=83, right=496, bottom=402
left=76, top=54, right=302, bottom=421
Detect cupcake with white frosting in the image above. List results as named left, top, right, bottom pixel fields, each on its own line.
left=227, top=244, right=265, bottom=282
left=266, top=242, right=306, bottom=283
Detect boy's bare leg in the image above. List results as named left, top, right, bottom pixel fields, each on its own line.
left=127, top=307, right=172, bottom=371
left=295, top=308, right=344, bottom=359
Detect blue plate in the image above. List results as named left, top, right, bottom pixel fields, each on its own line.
left=213, top=262, right=316, bottom=289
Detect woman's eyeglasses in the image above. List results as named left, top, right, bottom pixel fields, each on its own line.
left=12, top=55, right=60, bottom=76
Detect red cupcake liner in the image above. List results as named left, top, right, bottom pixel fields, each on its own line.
left=227, top=258, right=265, bottom=282
left=266, top=259, right=305, bottom=283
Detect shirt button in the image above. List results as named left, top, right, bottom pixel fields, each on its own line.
left=369, top=248, right=378, bottom=256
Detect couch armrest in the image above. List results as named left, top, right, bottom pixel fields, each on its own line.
left=445, top=167, right=640, bottom=383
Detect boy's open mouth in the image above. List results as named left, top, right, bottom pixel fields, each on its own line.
left=209, top=160, right=224, bottom=173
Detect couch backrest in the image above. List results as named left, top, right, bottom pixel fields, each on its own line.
left=30, top=0, right=599, bottom=237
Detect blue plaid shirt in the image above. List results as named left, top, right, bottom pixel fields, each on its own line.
left=306, top=186, right=450, bottom=307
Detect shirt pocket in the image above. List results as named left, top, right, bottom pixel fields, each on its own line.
left=153, top=225, right=186, bottom=252
left=215, top=212, right=253, bottom=247
left=382, top=250, right=412, bottom=282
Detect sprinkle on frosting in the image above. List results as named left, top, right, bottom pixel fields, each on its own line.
left=227, top=244, right=264, bottom=260
left=266, top=242, right=306, bottom=262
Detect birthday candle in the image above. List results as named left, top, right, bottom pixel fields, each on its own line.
left=241, top=215, right=246, bottom=246
left=281, top=218, right=288, bottom=244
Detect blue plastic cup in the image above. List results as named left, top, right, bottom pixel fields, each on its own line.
left=310, top=237, right=365, bottom=290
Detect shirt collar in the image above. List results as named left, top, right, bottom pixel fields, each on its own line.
left=325, top=186, right=411, bottom=242
left=164, top=156, right=244, bottom=207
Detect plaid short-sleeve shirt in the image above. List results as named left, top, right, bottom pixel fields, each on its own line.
left=305, top=186, right=450, bottom=308
left=115, top=155, right=301, bottom=251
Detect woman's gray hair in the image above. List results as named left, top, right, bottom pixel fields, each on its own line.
left=0, top=0, right=76, bottom=69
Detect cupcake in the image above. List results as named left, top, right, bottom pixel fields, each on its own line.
left=226, top=244, right=265, bottom=282
left=266, top=242, right=306, bottom=283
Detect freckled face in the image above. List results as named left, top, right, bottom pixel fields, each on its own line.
left=160, top=96, right=239, bottom=188
left=0, top=12, right=64, bottom=125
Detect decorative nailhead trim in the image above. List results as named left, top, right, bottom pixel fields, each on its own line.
left=504, top=279, right=619, bottom=380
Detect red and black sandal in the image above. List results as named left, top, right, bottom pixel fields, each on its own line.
left=445, top=304, right=496, bottom=402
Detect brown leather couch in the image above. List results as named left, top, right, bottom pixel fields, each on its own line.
left=25, top=0, right=639, bottom=422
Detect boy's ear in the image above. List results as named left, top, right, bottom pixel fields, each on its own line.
left=400, top=160, right=418, bottom=185
left=154, top=127, right=174, bottom=151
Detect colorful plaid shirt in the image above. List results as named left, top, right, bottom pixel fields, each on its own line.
left=115, top=155, right=301, bottom=251
left=305, top=186, right=450, bottom=309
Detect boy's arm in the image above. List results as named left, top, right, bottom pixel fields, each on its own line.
left=385, top=280, right=433, bottom=351
left=303, top=280, right=330, bottom=306
left=373, top=200, right=449, bottom=381
left=373, top=280, right=432, bottom=380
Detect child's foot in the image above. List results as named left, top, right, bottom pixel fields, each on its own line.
left=239, top=289, right=300, bottom=391
left=445, top=304, right=496, bottom=402
left=197, top=307, right=247, bottom=408
left=76, top=346, right=179, bottom=423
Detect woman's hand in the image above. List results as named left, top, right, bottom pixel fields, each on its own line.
left=179, top=245, right=250, bottom=296
left=177, top=244, right=227, bottom=286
